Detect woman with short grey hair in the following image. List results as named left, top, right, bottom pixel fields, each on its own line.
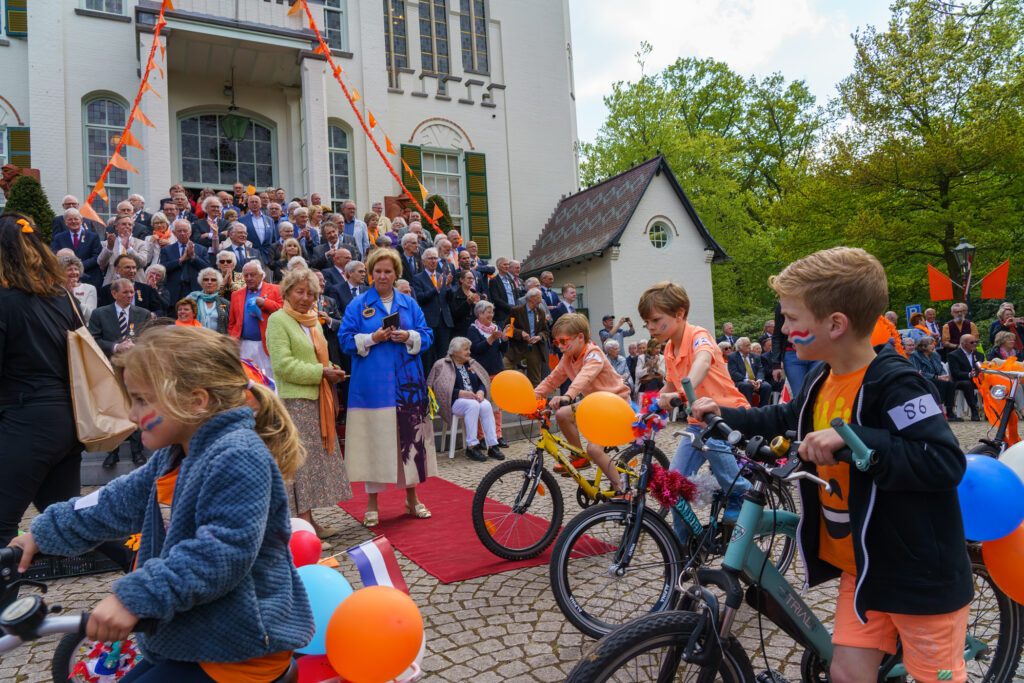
left=187, top=267, right=230, bottom=333
left=466, top=299, right=512, bottom=448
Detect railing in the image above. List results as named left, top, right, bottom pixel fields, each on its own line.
left=165, top=0, right=307, bottom=31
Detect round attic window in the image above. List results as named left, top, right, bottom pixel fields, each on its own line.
left=649, top=222, right=670, bottom=249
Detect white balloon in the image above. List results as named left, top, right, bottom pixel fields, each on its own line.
left=999, top=442, right=1024, bottom=483
left=290, top=517, right=316, bottom=536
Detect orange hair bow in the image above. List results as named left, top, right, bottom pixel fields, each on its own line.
left=16, top=219, right=33, bottom=234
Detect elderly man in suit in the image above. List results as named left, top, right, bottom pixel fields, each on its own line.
left=105, top=200, right=151, bottom=239
left=52, top=195, right=105, bottom=237
left=239, top=194, right=278, bottom=263
left=98, top=215, right=150, bottom=285
left=228, top=261, right=282, bottom=379
left=221, top=222, right=265, bottom=275
left=129, top=193, right=152, bottom=229
left=400, top=233, right=422, bottom=279
left=727, top=337, right=772, bottom=406
left=89, top=278, right=151, bottom=468
left=413, top=247, right=454, bottom=371
left=291, top=206, right=320, bottom=253
left=330, top=260, right=368, bottom=313
left=322, top=247, right=353, bottom=295
left=948, top=334, right=984, bottom=421
left=488, top=257, right=518, bottom=327
left=192, top=195, right=228, bottom=248
left=311, top=222, right=349, bottom=269
left=97, top=253, right=167, bottom=315
left=51, top=208, right=103, bottom=288
left=338, top=200, right=370, bottom=257
left=506, top=288, right=550, bottom=385
left=717, top=322, right=738, bottom=346
left=171, top=190, right=198, bottom=224
left=160, top=218, right=210, bottom=304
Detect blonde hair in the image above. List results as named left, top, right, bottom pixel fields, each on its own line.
left=994, top=330, right=1016, bottom=348
left=113, top=326, right=304, bottom=480
left=279, top=268, right=321, bottom=299
left=638, top=281, right=690, bottom=319
left=551, top=312, right=590, bottom=340
left=769, top=247, right=887, bottom=336
left=282, top=237, right=301, bottom=257
left=367, top=247, right=403, bottom=279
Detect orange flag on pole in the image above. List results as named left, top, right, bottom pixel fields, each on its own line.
left=132, top=107, right=155, bottom=128
left=368, top=111, right=377, bottom=129
left=116, top=130, right=145, bottom=150
left=93, top=178, right=108, bottom=203
left=431, top=204, right=444, bottom=221
left=314, top=43, right=328, bottom=55
left=287, top=0, right=302, bottom=15
left=81, top=201, right=104, bottom=224
left=927, top=264, right=954, bottom=301
left=385, top=136, right=396, bottom=155
left=980, top=260, right=1010, bottom=300
left=418, top=183, right=428, bottom=202
left=110, top=152, right=139, bottom=174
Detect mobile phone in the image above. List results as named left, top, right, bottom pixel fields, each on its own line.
left=382, top=313, right=400, bottom=329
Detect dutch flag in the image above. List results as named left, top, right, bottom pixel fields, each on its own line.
left=345, top=536, right=409, bottom=594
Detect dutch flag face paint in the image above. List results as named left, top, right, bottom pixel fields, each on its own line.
left=790, top=330, right=816, bottom=345
left=141, top=411, right=164, bottom=432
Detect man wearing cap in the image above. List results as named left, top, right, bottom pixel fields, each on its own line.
left=599, top=315, right=635, bottom=356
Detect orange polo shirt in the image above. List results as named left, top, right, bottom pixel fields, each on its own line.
left=663, top=323, right=749, bottom=424
left=534, top=341, right=631, bottom=401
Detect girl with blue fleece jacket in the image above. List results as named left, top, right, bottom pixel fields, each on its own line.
left=8, top=326, right=314, bottom=682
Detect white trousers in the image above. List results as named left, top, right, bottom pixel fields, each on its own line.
left=452, top=398, right=497, bottom=448
left=239, top=339, right=274, bottom=379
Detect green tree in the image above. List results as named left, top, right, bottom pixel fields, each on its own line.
left=3, top=176, right=56, bottom=243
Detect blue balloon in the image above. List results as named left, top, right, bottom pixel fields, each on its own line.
left=296, top=564, right=354, bottom=655
left=959, top=455, right=1024, bottom=541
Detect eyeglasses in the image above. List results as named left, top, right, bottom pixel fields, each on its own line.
left=218, top=260, right=232, bottom=264
left=552, top=336, right=575, bottom=348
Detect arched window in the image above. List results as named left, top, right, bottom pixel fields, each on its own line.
left=328, top=123, right=352, bottom=212
left=84, top=97, right=130, bottom=218
left=648, top=221, right=670, bottom=249
left=179, top=113, right=275, bottom=189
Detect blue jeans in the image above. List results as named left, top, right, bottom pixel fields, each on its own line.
left=670, top=424, right=750, bottom=543
left=783, top=350, right=819, bottom=398
left=120, top=659, right=217, bottom=682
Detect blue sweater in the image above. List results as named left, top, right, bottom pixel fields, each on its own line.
left=30, top=407, right=314, bottom=662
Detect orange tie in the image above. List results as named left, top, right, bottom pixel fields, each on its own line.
left=430, top=271, right=438, bottom=288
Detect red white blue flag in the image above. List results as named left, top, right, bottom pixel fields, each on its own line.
left=346, top=536, right=408, bottom=594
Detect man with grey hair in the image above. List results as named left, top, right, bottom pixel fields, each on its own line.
left=604, top=339, right=633, bottom=391
left=228, top=260, right=282, bottom=379
left=50, top=207, right=103, bottom=287
left=437, top=237, right=457, bottom=269
left=516, top=277, right=549, bottom=319
left=160, top=218, right=210, bottom=302
left=413, top=246, right=454, bottom=372
left=52, top=194, right=105, bottom=236
left=267, top=201, right=284, bottom=227
left=98, top=214, right=150, bottom=284
left=488, top=256, right=517, bottom=327
left=371, top=200, right=392, bottom=235
left=727, top=336, right=772, bottom=406
left=330, top=259, right=368, bottom=312
left=405, top=221, right=429, bottom=255
left=193, top=195, right=227, bottom=248
left=508, top=260, right=525, bottom=299
left=221, top=222, right=264, bottom=275
left=507, top=287, right=549, bottom=384
left=129, top=193, right=152, bottom=228
left=291, top=205, right=320, bottom=252
left=539, top=270, right=559, bottom=309
left=340, top=199, right=370, bottom=256
left=400, top=232, right=422, bottom=278
left=105, top=200, right=151, bottom=239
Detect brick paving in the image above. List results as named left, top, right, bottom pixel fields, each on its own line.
left=0, top=419, right=1006, bottom=682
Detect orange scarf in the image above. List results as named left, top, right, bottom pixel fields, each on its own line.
left=283, top=301, right=337, bottom=451
left=175, top=318, right=202, bottom=327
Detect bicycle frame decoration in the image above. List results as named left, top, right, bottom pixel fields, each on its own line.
left=71, top=639, right=139, bottom=682
left=632, top=392, right=668, bottom=442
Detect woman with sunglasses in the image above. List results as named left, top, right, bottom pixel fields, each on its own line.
left=215, top=249, right=244, bottom=299
left=532, top=312, right=632, bottom=494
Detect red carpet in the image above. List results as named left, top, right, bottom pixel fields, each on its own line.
left=338, top=478, right=572, bottom=583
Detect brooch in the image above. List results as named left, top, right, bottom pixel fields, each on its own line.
left=362, top=307, right=376, bottom=319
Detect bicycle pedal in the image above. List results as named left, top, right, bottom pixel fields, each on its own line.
left=756, top=669, right=791, bottom=683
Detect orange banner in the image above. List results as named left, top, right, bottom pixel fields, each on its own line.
left=132, top=106, right=155, bottom=128
left=80, top=202, right=104, bottom=224
left=368, top=111, right=377, bottom=129
left=927, top=263, right=954, bottom=301
left=431, top=204, right=443, bottom=221
left=981, top=260, right=1010, bottom=300
left=93, top=178, right=108, bottom=203
left=385, top=136, right=395, bottom=155
left=116, top=130, right=145, bottom=150
left=110, top=152, right=138, bottom=174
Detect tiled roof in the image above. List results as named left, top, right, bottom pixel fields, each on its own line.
left=521, top=156, right=727, bottom=273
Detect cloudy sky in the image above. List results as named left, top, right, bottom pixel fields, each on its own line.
left=567, top=0, right=895, bottom=143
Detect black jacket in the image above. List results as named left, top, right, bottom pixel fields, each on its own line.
left=720, top=347, right=972, bottom=620
left=727, top=351, right=766, bottom=383
left=948, top=347, right=983, bottom=383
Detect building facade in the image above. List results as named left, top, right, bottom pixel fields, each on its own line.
left=0, top=0, right=580, bottom=257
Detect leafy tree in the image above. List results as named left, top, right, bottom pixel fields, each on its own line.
left=422, top=194, right=454, bottom=236
left=3, top=176, right=55, bottom=244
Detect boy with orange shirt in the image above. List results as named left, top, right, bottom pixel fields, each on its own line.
left=534, top=313, right=632, bottom=493
left=637, top=282, right=752, bottom=542
left=690, top=247, right=972, bottom=683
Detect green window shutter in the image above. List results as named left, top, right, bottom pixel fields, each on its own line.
left=465, top=151, right=490, bottom=258
left=400, top=144, right=421, bottom=193
left=6, top=0, right=28, bottom=37
left=8, top=127, right=30, bottom=168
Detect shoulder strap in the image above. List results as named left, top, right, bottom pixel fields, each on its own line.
left=65, top=288, right=87, bottom=329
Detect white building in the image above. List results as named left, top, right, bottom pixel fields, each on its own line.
left=521, top=156, right=728, bottom=338
left=0, top=0, right=580, bottom=258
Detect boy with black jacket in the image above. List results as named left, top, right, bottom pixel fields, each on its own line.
left=691, top=247, right=973, bottom=683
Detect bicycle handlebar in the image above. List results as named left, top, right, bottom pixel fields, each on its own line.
left=829, top=418, right=875, bottom=471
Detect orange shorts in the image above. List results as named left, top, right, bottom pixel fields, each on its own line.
left=833, top=573, right=969, bottom=683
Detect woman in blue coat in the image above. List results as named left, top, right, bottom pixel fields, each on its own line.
left=339, top=248, right=436, bottom=528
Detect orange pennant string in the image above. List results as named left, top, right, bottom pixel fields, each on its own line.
left=402, top=159, right=413, bottom=175
left=352, top=89, right=360, bottom=103
left=418, top=183, right=428, bottom=202
left=313, top=43, right=328, bottom=55
left=386, top=136, right=396, bottom=155
left=94, top=178, right=108, bottom=203
left=155, top=17, right=166, bottom=32
left=368, top=111, right=377, bottom=129
left=80, top=202, right=104, bottom=224
left=432, top=204, right=444, bottom=221
left=110, top=152, right=139, bottom=174
left=132, top=107, right=155, bottom=128
left=164, top=0, right=174, bottom=10
left=333, top=64, right=342, bottom=79
left=140, top=79, right=161, bottom=99
left=119, top=129, right=145, bottom=150
left=287, top=0, right=302, bottom=15
left=159, top=43, right=166, bottom=61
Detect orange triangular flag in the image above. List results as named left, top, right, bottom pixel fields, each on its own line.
left=81, top=201, right=104, bottom=224
left=314, top=43, right=328, bottom=55
left=368, top=111, right=377, bottom=129
left=117, top=129, right=145, bottom=150
left=418, top=183, right=428, bottom=202
left=401, top=159, right=413, bottom=175
left=155, top=16, right=166, bottom=32
left=332, top=64, right=342, bottom=79
left=431, top=204, right=443, bottom=221
left=153, top=61, right=164, bottom=79
left=110, top=152, right=139, bottom=174
left=132, top=106, right=155, bottom=128
left=352, top=89, right=360, bottom=103
left=927, top=264, right=954, bottom=301
left=163, top=0, right=174, bottom=10
left=159, top=42, right=166, bottom=61
left=140, top=79, right=161, bottom=99
left=287, top=0, right=302, bottom=15
left=980, top=260, right=1010, bottom=300
left=93, top=178, right=108, bottom=203
left=385, top=136, right=396, bottom=155
left=318, top=556, right=340, bottom=568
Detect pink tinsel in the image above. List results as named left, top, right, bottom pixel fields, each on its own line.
left=649, top=464, right=698, bottom=507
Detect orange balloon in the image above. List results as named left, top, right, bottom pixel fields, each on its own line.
left=982, top=522, right=1024, bottom=605
left=490, top=370, right=537, bottom=414
left=325, top=586, right=424, bottom=683
left=577, top=391, right=636, bottom=447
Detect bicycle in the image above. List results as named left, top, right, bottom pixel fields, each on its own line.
left=471, top=395, right=670, bottom=561
left=565, top=416, right=1024, bottom=682
left=967, top=365, right=1023, bottom=459
left=548, top=383, right=796, bottom=639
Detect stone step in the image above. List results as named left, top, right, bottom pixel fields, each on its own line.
left=80, top=444, right=152, bottom=486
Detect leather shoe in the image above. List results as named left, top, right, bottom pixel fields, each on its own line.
left=132, top=452, right=147, bottom=466
left=947, top=415, right=963, bottom=422
left=971, top=413, right=982, bottom=422
left=487, top=446, right=506, bottom=460
left=466, top=445, right=488, bottom=462
left=496, top=438, right=510, bottom=448
left=102, top=453, right=119, bottom=469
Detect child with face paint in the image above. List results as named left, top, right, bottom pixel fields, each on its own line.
left=638, top=282, right=752, bottom=538
left=7, top=326, right=314, bottom=681
left=689, top=247, right=972, bottom=683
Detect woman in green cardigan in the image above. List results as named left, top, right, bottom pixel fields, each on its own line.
left=267, top=268, right=352, bottom=540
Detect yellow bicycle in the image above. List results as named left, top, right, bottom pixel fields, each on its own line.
left=471, top=402, right=669, bottom=560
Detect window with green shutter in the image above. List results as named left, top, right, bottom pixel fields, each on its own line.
left=6, top=0, right=28, bottom=37
left=400, top=144, right=422, bottom=194
left=464, top=151, right=490, bottom=257
left=7, top=127, right=30, bottom=168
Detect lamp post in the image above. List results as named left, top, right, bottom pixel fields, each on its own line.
left=950, top=237, right=976, bottom=304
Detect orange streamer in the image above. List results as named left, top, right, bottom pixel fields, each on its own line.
left=116, top=130, right=145, bottom=150
left=385, top=136, right=395, bottom=155
left=110, top=152, right=139, bottom=174
left=93, top=178, right=108, bottom=203
left=80, top=202, right=104, bottom=224
left=132, top=107, right=155, bottom=128
left=368, top=111, right=377, bottom=129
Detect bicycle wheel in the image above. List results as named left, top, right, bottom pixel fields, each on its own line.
left=550, top=502, right=684, bottom=639
left=752, top=479, right=797, bottom=577
left=965, top=556, right=1023, bottom=681
left=52, top=633, right=142, bottom=682
left=471, top=458, right=564, bottom=560
left=615, top=444, right=671, bottom=517
left=566, top=610, right=754, bottom=682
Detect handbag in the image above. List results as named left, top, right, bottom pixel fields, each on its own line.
left=64, top=291, right=137, bottom=452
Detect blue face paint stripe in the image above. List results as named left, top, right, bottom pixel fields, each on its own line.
left=790, top=331, right=816, bottom=345
left=141, top=412, right=164, bottom=432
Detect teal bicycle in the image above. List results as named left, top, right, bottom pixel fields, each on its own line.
left=566, top=416, right=1024, bottom=682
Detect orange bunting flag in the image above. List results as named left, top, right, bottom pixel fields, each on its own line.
left=93, top=178, right=108, bottom=203
left=155, top=16, right=166, bottom=32
left=132, top=106, right=155, bottom=128
left=287, top=0, right=303, bottom=15
left=116, top=129, right=145, bottom=150
left=159, top=42, right=166, bottom=61
left=164, top=0, right=174, bottom=10
left=81, top=201, right=104, bottom=224
left=386, top=136, right=396, bottom=155
left=401, top=159, right=414, bottom=176
left=431, top=204, right=444, bottom=221
left=140, top=79, right=162, bottom=99
left=314, top=43, right=328, bottom=55
left=352, top=89, right=360, bottom=103
left=418, top=183, right=428, bottom=202
left=927, top=263, right=954, bottom=301
left=110, top=152, right=139, bottom=174
left=333, top=64, right=342, bottom=79
left=980, top=260, right=1010, bottom=300
left=368, top=111, right=377, bottom=129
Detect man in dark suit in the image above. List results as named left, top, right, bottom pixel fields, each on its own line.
left=717, top=322, right=738, bottom=346
left=239, top=194, right=278, bottom=264
left=948, top=334, right=984, bottom=421
left=539, top=271, right=560, bottom=309
left=129, top=193, right=153, bottom=229
left=97, top=254, right=167, bottom=315
left=400, top=233, right=422, bottom=280
left=221, top=223, right=265, bottom=275
left=88, top=278, right=151, bottom=468
left=727, top=337, right=772, bottom=406
left=550, top=283, right=577, bottom=322
left=488, top=257, right=518, bottom=327
left=413, top=247, right=454, bottom=373
left=51, top=209, right=103, bottom=288
left=191, top=195, right=228, bottom=248
left=171, top=190, right=198, bottom=224
left=507, top=289, right=550, bottom=385
left=160, top=219, right=210, bottom=305
left=322, top=247, right=353, bottom=297
left=52, top=197, right=105, bottom=237
left=311, top=223, right=346, bottom=270
left=329, top=260, right=368, bottom=313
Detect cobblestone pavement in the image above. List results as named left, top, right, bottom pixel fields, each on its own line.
left=0, top=418, right=1008, bottom=682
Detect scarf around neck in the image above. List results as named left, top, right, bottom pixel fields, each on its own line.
left=283, top=300, right=337, bottom=451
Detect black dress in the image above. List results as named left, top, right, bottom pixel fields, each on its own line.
left=450, top=288, right=478, bottom=338
left=0, top=288, right=82, bottom=545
